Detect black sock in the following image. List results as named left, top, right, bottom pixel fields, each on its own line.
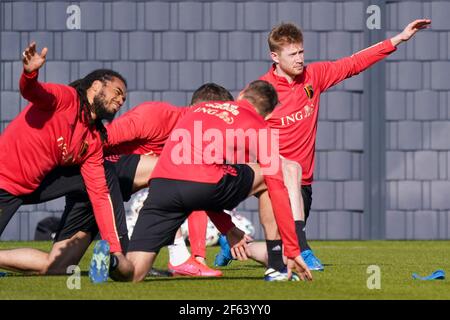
left=295, top=220, right=311, bottom=252
left=266, top=240, right=285, bottom=271
left=109, top=254, right=119, bottom=271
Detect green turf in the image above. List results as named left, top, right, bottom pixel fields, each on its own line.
left=0, top=240, right=449, bottom=300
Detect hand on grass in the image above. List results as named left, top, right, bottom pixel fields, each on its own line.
left=287, top=255, right=313, bottom=281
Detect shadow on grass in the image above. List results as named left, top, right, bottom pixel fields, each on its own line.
left=144, top=276, right=261, bottom=282
left=217, top=265, right=263, bottom=271
left=0, top=271, right=92, bottom=277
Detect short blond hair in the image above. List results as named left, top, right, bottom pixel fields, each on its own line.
left=241, top=80, right=279, bottom=117
left=268, top=23, right=303, bottom=53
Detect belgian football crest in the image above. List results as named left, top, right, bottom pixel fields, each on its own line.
left=304, top=84, right=314, bottom=99
left=79, top=140, right=89, bottom=158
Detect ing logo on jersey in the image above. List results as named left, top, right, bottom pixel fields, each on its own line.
left=303, top=104, right=314, bottom=117
left=279, top=102, right=316, bottom=126
left=193, top=105, right=235, bottom=124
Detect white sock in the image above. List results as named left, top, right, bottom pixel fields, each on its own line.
left=168, top=236, right=190, bottom=266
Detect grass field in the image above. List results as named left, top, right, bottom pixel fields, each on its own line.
left=0, top=240, right=449, bottom=300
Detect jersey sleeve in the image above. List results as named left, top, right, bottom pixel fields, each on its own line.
left=206, top=210, right=235, bottom=234
left=80, top=138, right=122, bottom=253
left=19, top=70, right=74, bottom=111
left=310, top=39, right=396, bottom=92
left=105, top=108, right=148, bottom=148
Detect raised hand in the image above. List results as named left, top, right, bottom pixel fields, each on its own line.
left=286, top=255, right=313, bottom=281
left=401, top=19, right=431, bottom=41
left=391, top=19, right=431, bottom=46
left=22, top=42, right=48, bottom=74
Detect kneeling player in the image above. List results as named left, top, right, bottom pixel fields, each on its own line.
left=108, top=80, right=313, bottom=282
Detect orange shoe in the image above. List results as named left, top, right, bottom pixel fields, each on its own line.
left=168, top=256, right=223, bottom=277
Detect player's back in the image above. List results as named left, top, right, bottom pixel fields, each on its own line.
left=151, top=99, right=268, bottom=183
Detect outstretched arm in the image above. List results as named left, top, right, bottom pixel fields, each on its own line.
left=313, top=19, right=431, bottom=92
left=80, top=143, right=122, bottom=254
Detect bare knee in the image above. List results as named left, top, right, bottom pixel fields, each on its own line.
left=126, top=251, right=156, bottom=283
left=37, top=255, right=54, bottom=275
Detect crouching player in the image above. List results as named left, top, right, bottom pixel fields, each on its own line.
left=97, top=80, right=313, bottom=282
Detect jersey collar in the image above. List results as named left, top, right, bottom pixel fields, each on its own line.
left=269, top=63, right=305, bottom=86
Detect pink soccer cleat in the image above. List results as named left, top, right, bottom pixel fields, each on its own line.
left=168, top=256, right=223, bottom=277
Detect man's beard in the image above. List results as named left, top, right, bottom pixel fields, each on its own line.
left=92, top=91, right=117, bottom=122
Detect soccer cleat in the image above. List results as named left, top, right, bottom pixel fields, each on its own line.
left=301, top=249, right=324, bottom=271
left=168, top=256, right=223, bottom=277
left=89, top=240, right=111, bottom=284
left=264, top=267, right=300, bottom=282
left=281, top=267, right=300, bottom=281
left=214, top=234, right=234, bottom=267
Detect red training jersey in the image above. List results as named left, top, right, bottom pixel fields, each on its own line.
left=105, top=101, right=188, bottom=157
left=0, top=70, right=122, bottom=253
left=105, top=101, right=235, bottom=234
left=152, top=99, right=301, bottom=257
left=261, top=39, right=396, bottom=185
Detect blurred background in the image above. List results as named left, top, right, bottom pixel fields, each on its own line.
left=1, top=0, right=449, bottom=241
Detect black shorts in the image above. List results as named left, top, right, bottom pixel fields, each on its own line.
left=0, top=189, right=23, bottom=236
left=128, top=164, right=255, bottom=253
left=22, top=166, right=87, bottom=204
left=54, top=193, right=99, bottom=241
left=53, top=161, right=129, bottom=251
left=114, top=154, right=141, bottom=201
left=301, top=185, right=312, bottom=221
left=2, top=166, right=89, bottom=236
left=54, top=155, right=140, bottom=243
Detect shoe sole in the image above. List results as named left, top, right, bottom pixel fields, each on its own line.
left=170, top=270, right=222, bottom=277
left=147, top=268, right=173, bottom=277
left=214, top=254, right=233, bottom=267
left=89, top=240, right=110, bottom=284
left=264, top=277, right=288, bottom=281
left=168, top=269, right=198, bottom=277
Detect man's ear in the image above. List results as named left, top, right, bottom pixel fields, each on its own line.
left=270, top=51, right=279, bottom=64
left=90, top=80, right=103, bottom=94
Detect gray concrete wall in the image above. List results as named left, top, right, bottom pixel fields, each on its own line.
left=384, top=1, right=450, bottom=239
left=1, top=0, right=448, bottom=241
